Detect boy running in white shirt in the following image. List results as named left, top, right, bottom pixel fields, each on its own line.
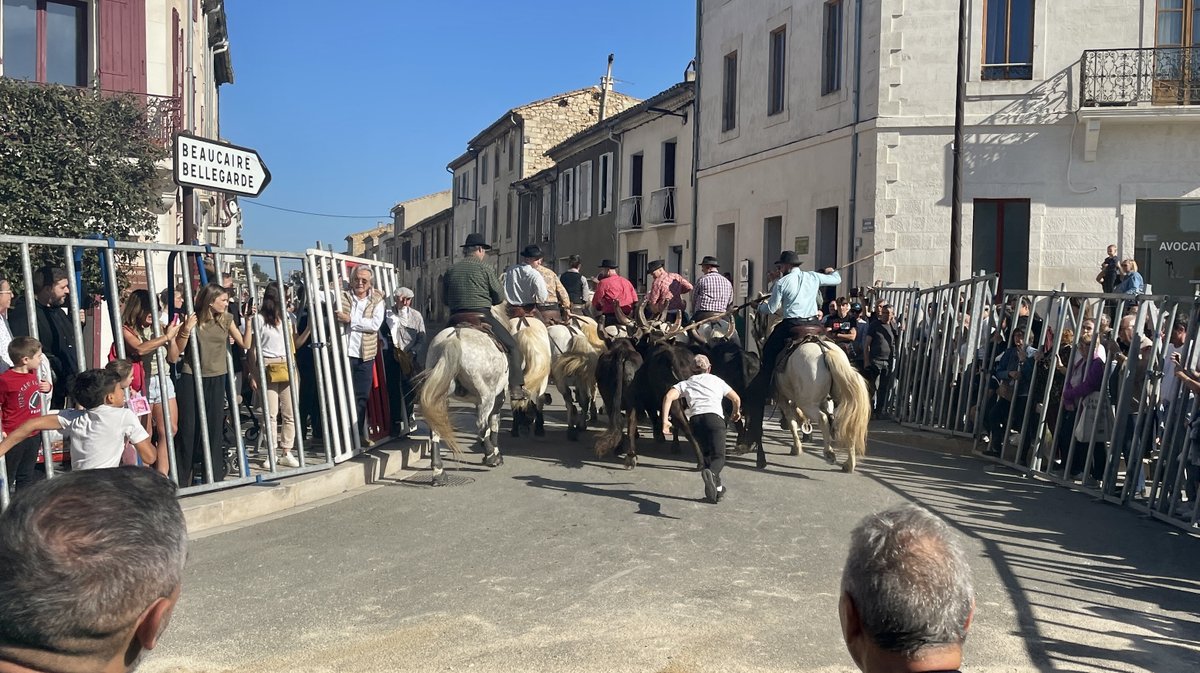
left=662, top=354, right=742, bottom=504
left=0, top=368, right=154, bottom=470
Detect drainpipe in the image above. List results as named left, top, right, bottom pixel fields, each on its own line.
left=182, top=0, right=197, bottom=245
left=690, top=0, right=703, bottom=274
left=846, top=0, right=864, bottom=290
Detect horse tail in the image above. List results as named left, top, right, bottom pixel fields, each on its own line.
left=575, top=317, right=606, bottom=352
left=515, top=320, right=552, bottom=396
left=419, top=332, right=463, bottom=455
left=823, top=344, right=872, bottom=457
left=552, top=349, right=594, bottom=387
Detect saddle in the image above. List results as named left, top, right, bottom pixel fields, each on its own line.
left=448, top=312, right=510, bottom=354
left=776, top=331, right=836, bottom=376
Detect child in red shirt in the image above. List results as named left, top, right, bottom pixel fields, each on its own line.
left=0, top=337, right=52, bottom=493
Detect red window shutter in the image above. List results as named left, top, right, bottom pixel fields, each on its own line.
left=172, top=8, right=182, bottom=98
left=98, top=0, right=147, bottom=93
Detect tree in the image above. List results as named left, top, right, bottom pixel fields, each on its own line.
left=0, top=79, right=169, bottom=296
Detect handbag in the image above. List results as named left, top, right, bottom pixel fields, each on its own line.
left=1073, top=391, right=1114, bottom=443
left=266, top=361, right=290, bottom=384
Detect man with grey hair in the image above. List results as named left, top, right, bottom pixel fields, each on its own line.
left=383, top=286, right=426, bottom=436
left=840, top=504, right=975, bottom=673
left=336, top=265, right=386, bottom=447
left=661, top=353, right=742, bottom=503
left=0, top=467, right=188, bottom=672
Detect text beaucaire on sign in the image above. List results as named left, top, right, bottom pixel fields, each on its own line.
left=177, top=138, right=259, bottom=190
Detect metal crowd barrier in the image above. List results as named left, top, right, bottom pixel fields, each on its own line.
left=0, top=235, right=403, bottom=508
left=882, top=273, right=1200, bottom=532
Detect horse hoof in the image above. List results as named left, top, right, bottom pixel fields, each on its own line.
left=624, top=455, right=637, bottom=470
left=842, top=461, right=855, bottom=473
left=483, top=453, right=504, bottom=468
left=542, top=393, right=553, bottom=404
left=789, top=447, right=800, bottom=456
left=756, top=455, right=768, bottom=470
left=824, top=449, right=838, bottom=465
left=431, top=472, right=447, bottom=487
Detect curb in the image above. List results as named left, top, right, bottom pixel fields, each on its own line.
left=181, top=436, right=428, bottom=536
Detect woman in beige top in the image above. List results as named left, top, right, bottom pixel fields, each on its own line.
left=172, top=282, right=252, bottom=485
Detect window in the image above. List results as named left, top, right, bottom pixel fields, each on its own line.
left=822, top=1, right=843, bottom=95
left=2, top=0, right=88, bottom=86
left=508, top=135, right=515, bottom=171
left=768, top=25, right=787, bottom=115
left=721, top=51, right=738, bottom=132
left=541, top=187, right=552, bottom=234
left=494, top=145, right=500, bottom=176
left=492, top=194, right=498, bottom=241
left=983, top=0, right=1034, bottom=80
left=481, top=153, right=488, bottom=184
left=479, top=206, right=488, bottom=240
left=577, top=161, right=593, bottom=220
left=506, top=192, right=513, bottom=239
left=559, top=170, right=574, bottom=224
left=599, top=152, right=614, bottom=215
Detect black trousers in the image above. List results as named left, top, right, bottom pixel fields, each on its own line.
left=457, top=310, right=524, bottom=389
left=4, top=436, right=40, bottom=493
left=176, top=373, right=228, bottom=485
left=690, top=413, right=727, bottom=480
left=750, top=318, right=814, bottom=398
left=349, top=357, right=375, bottom=441
left=296, top=348, right=321, bottom=439
left=866, top=361, right=894, bottom=415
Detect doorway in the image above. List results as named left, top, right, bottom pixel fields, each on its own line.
left=971, top=199, right=1030, bottom=293
left=763, top=216, right=783, bottom=288
left=816, top=207, right=839, bottom=303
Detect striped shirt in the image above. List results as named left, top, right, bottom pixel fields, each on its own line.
left=646, top=272, right=693, bottom=312
left=693, top=271, right=733, bottom=313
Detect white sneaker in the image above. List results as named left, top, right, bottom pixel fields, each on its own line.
left=278, top=452, right=300, bottom=468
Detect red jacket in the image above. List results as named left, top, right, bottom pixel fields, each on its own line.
left=591, top=274, right=638, bottom=315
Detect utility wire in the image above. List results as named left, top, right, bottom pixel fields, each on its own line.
left=241, top=200, right=389, bottom=219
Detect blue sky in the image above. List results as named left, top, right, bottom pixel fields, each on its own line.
left=222, top=1, right=697, bottom=252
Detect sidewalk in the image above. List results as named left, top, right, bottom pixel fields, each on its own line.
left=181, top=434, right=429, bottom=536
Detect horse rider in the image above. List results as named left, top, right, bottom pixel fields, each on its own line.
left=503, top=245, right=549, bottom=320
left=521, top=245, right=571, bottom=323
left=746, top=250, right=841, bottom=406
left=559, top=254, right=592, bottom=316
left=591, top=259, right=638, bottom=327
left=692, top=255, right=733, bottom=323
left=645, top=259, right=693, bottom=324
left=443, top=233, right=529, bottom=402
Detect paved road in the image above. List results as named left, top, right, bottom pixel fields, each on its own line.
left=143, top=417, right=1200, bottom=673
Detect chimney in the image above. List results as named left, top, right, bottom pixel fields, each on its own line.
left=599, top=53, right=615, bottom=120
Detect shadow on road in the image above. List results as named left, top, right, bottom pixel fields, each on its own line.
left=512, top=473, right=694, bottom=519
left=862, top=439, right=1200, bottom=673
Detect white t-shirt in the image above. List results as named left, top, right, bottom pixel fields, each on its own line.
left=671, top=373, right=733, bottom=419
left=254, top=315, right=288, bottom=359
left=58, top=406, right=150, bottom=470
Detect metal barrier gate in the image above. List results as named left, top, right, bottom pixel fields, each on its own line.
left=0, top=235, right=403, bottom=508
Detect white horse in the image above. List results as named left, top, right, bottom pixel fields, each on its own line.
left=549, top=315, right=604, bottom=441
left=419, top=306, right=531, bottom=485
left=737, top=338, right=872, bottom=472
left=508, top=312, right=553, bottom=437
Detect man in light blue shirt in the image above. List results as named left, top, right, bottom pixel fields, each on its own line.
left=503, top=246, right=549, bottom=313
left=748, top=251, right=841, bottom=404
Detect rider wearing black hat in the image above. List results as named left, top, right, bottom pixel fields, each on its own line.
left=443, top=233, right=528, bottom=401
left=746, top=251, right=841, bottom=411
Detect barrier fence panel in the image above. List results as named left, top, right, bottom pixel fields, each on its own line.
left=0, top=235, right=405, bottom=506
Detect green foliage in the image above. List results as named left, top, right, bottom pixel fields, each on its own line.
left=0, top=79, right=168, bottom=295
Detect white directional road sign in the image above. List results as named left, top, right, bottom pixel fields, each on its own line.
left=173, top=133, right=271, bottom=197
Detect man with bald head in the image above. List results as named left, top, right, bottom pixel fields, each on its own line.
left=840, top=504, right=975, bottom=673
left=0, top=467, right=187, bottom=673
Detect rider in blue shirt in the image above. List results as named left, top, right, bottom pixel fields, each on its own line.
left=748, top=251, right=841, bottom=406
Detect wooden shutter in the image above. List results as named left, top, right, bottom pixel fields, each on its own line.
left=98, top=0, right=147, bottom=93
left=578, top=161, right=593, bottom=220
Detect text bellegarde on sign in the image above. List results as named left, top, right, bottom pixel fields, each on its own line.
left=173, top=133, right=271, bottom=197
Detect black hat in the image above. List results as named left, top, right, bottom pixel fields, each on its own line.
left=462, top=233, right=491, bottom=250
left=776, top=251, right=802, bottom=266
left=647, top=259, right=665, bottom=273
left=700, top=256, right=721, bottom=267
left=598, top=259, right=619, bottom=269
left=520, top=244, right=544, bottom=259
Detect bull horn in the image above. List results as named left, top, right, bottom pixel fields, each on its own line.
left=672, top=311, right=683, bottom=331
left=634, top=302, right=649, bottom=329
left=614, top=303, right=632, bottom=326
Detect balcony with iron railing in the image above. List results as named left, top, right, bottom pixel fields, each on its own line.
left=646, top=186, right=677, bottom=226
left=5, top=79, right=184, bottom=149
left=617, top=195, right=642, bottom=231
left=1081, top=47, right=1200, bottom=108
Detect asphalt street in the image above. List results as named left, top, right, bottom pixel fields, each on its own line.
left=142, top=416, right=1200, bottom=673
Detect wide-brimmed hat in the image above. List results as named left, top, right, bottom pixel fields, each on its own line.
left=700, top=256, right=721, bottom=268
left=520, top=244, right=544, bottom=259
left=776, top=251, right=802, bottom=266
left=598, top=259, right=619, bottom=269
left=462, top=233, right=491, bottom=250
left=647, top=259, right=665, bottom=273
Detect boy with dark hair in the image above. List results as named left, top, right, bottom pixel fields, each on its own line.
left=0, top=337, right=51, bottom=493
left=0, top=368, right=153, bottom=471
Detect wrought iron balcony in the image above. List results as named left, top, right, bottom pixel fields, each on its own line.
left=646, top=186, right=677, bottom=226
left=1081, top=47, right=1200, bottom=107
left=617, top=195, right=642, bottom=231
left=4, top=79, right=184, bottom=150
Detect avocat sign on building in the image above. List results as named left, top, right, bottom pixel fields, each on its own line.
left=173, top=133, right=271, bottom=197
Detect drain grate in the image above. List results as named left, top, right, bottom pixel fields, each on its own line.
left=400, top=472, right=475, bottom=488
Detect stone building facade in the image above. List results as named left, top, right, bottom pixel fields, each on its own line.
left=696, top=0, right=1200, bottom=296
left=447, top=86, right=640, bottom=273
